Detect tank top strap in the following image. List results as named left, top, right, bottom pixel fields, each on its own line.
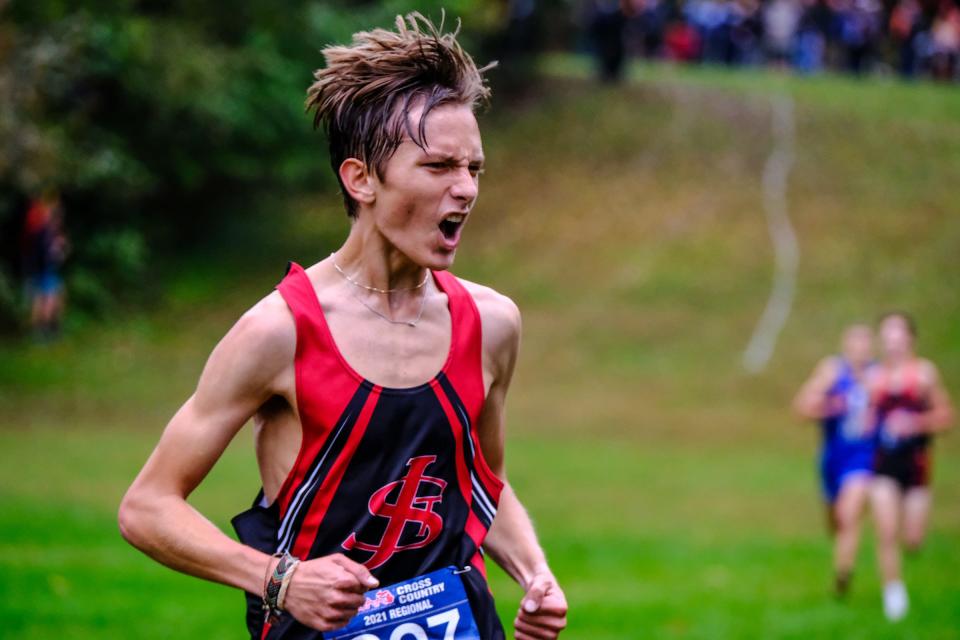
left=276, top=262, right=335, bottom=353
left=432, top=270, right=486, bottom=418
left=275, top=261, right=360, bottom=404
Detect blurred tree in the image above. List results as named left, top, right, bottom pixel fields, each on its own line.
left=0, top=0, right=498, bottom=331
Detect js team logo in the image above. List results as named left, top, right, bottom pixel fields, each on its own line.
left=343, top=455, right=447, bottom=569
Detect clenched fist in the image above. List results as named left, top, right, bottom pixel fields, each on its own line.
left=515, top=569, right=568, bottom=640
left=282, top=553, right=379, bottom=631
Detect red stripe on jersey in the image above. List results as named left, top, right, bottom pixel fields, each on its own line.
left=470, top=551, right=488, bottom=579
left=432, top=271, right=486, bottom=418
left=431, top=272, right=504, bottom=501
left=290, top=385, right=382, bottom=560
left=275, top=370, right=363, bottom=519
left=430, top=379, right=474, bottom=512
left=433, top=380, right=495, bottom=562
left=275, top=382, right=363, bottom=521
left=464, top=511, right=488, bottom=548
left=275, top=264, right=368, bottom=518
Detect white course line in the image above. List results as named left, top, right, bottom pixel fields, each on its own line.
left=742, top=94, right=799, bottom=374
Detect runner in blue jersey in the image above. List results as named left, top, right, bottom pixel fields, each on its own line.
left=793, top=324, right=875, bottom=597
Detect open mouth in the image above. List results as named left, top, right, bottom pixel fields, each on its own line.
left=438, top=213, right=466, bottom=240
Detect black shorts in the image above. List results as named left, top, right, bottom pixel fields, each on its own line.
left=874, top=445, right=930, bottom=491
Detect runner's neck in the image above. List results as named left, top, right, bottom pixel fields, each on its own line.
left=335, top=228, right=430, bottom=294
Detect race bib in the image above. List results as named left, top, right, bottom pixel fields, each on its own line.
left=326, top=567, right=480, bottom=640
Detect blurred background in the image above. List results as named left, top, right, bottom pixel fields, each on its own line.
left=1, top=1, right=958, bottom=638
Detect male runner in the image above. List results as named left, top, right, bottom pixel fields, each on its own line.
left=793, top=324, right=876, bottom=597
left=118, top=15, right=567, bottom=640
left=867, top=311, right=953, bottom=621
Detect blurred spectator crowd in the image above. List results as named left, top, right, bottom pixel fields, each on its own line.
left=577, top=0, right=960, bottom=80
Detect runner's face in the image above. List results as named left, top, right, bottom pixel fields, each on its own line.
left=842, top=326, right=873, bottom=366
left=369, top=102, right=483, bottom=271
left=880, top=316, right=913, bottom=358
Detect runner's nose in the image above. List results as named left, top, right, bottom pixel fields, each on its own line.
left=450, top=166, right=478, bottom=204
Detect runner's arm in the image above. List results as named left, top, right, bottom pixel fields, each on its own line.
left=478, top=376, right=550, bottom=593
left=118, top=299, right=296, bottom=594
left=471, top=289, right=567, bottom=639
left=118, top=296, right=377, bottom=627
left=917, top=361, right=954, bottom=434
left=792, top=357, right=839, bottom=420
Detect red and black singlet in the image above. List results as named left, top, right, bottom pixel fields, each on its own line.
left=232, top=263, right=505, bottom=640
left=872, top=360, right=932, bottom=489
left=873, top=361, right=930, bottom=451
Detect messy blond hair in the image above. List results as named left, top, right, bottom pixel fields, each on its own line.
left=306, top=13, right=494, bottom=217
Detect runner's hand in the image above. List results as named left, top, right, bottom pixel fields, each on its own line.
left=282, top=553, right=379, bottom=631
left=515, top=570, right=567, bottom=640
left=824, top=395, right=846, bottom=419
left=886, top=409, right=919, bottom=438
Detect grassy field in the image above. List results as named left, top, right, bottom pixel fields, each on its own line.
left=2, top=60, right=959, bottom=638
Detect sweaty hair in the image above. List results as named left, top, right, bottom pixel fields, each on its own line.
left=305, top=13, right=494, bottom=217
left=879, top=310, right=917, bottom=337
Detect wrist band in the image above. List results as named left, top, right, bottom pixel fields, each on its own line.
left=262, top=552, right=300, bottom=624
left=276, top=557, right=300, bottom=611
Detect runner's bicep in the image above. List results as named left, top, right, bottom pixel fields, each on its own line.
left=134, top=308, right=294, bottom=498
left=192, top=306, right=293, bottom=417
left=475, top=385, right=507, bottom=478
left=926, top=366, right=955, bottom=429
left=133, top=395, right=251, bottom=499
left=476, top=299, right=521, bottom=479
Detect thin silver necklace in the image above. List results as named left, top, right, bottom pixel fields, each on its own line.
left=332, top=254, right=429, bottom=327
left=348, top=287, right=428, bottom=327
left=331, top=253, right=429, bottom=293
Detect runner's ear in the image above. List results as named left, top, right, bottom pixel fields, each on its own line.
left=339, top=158, right=376, bottom=206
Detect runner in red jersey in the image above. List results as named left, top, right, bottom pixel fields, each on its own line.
left=867, top=312, right=953, bottom=621
left=119, top=14, right=567, bottom=640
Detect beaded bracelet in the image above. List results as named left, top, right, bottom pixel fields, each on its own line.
left=263, top=552, right=300, bottom=624
left=276, top=558, right=300, bottom=612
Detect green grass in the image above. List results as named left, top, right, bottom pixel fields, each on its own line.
left=2, top=59, right=959, bottom=637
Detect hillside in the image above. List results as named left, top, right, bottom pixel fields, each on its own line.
left=1, top=60, right=958, bottom=638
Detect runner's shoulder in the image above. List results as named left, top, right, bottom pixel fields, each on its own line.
left=815, top=355, right=842, bottom=381
left=456, top=277, right=521, bottom=353
left=457, top=278, right=520, bottom=329
left=915, top=357, right=942, bottom=385
left=213, top=290, right=296, bottom=377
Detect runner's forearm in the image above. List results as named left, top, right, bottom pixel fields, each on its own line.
left=119, top=490, right=270, bottom=595
left=482, top=482, right=551, bottom=588
left=918, top=407, right=953, bottom=434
